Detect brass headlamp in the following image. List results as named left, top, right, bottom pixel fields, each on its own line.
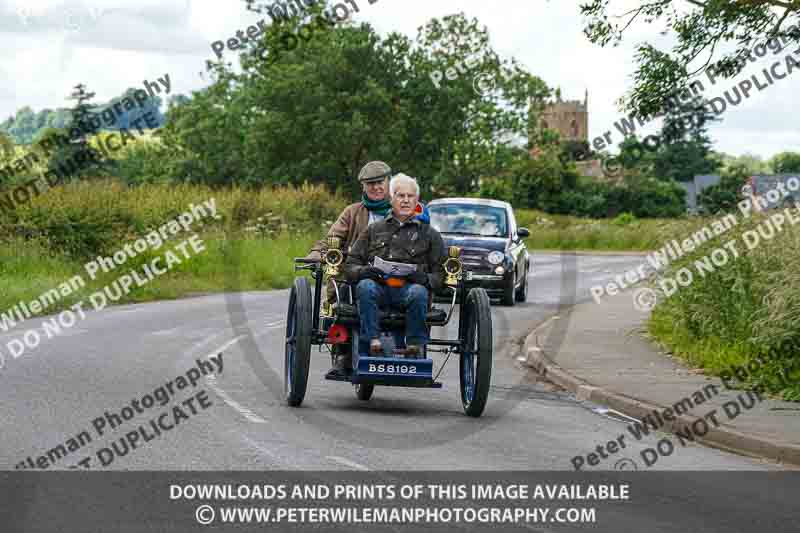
left=323, top=236, right=344, bottom=277
left=443, top=246, right=462, bottom=286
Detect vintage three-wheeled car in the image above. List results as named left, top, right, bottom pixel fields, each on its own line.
left=284, top=237, right=493, bottom=417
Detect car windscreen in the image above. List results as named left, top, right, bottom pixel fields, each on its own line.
left=428, top=204, right=508, bottom=238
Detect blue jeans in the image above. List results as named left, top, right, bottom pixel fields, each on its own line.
left=356, top=279, right=429, bottom=355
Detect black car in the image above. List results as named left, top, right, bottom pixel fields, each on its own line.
left=428, top=198, right=531, bottom=306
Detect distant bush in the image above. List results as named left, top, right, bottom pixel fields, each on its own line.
left=612, top=212, right=637, bottom=226
left=0, top=179, right=347, bottom=261
left=479, top=148, right=686, bottom=218
left=537, top=176, right=686, bottom=218
left=698, top=172, right=746, bottom=215
left=106, top=139, right=174, bottom=185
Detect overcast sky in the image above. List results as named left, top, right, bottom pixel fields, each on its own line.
left=0, top=0, right=796, bottom=159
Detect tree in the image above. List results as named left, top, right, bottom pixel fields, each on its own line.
left=68, top=84, right=99, bottom=145
left=698, top=175, right=746, bottom=215
left=0, top=88, right=158, bottom=145
left=167, top=3, right=549, bottom=192
left=712, top=152, right=771, bottom=175
left=559, top=139, right=593, bottom=164
left=166, top=94, right=192, bottom=110
left=651, top=96, right=720, bottom=181
left=0, top=132, right=15, bottom=161
left=698, top=162, right=750, bottom=214
left=59, top=84, right=105, bottom=179
left=614, top=135, right=658, bottom=179
left=770, top=151, right=800, bottom=173
left=483, top=143, right=578, bottom=210
left=581, top=1, right=800, bottom=117
left=6, top=106, right=36, bottom=143
left=99, top=88, right=165, bottom=131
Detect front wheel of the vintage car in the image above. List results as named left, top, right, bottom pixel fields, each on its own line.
left=459, top=288, right=493, bottom=417
left=285, top=276, right=312, bottom=407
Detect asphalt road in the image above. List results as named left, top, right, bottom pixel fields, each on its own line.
left=0, top=253, right=785, bottom=473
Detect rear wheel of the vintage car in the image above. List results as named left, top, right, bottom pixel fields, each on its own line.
left=459, top=288, right=493, bottom=417
left=355, top=383, right=374, bottom=401
left=285, top=276, right=312, bottom=407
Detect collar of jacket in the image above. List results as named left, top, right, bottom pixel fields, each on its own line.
left=386, top=213, right=421, bottom=226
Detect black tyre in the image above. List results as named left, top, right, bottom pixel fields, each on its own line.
left=285, top=276, right=312, bottom=407
left=355, top=384, right=374, bottom=401
left=515, top=264, right=528, bottom=302
left=459, top=288, right=493, bottom=417
left=502, top=271, right=516, bottom=306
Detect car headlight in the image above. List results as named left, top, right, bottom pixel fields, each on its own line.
left=487, top=251, right=505, bottom=265
left=494, top=266, right=505, bottom=275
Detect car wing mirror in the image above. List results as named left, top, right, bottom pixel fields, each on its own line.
left=517, top=227, right=530, bottom=238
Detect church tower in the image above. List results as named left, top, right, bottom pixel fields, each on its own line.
left=537, top=89, right=589, bottom=142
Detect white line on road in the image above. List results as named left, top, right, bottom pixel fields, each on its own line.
left=185, top=332, right=225, bottom=355
left=201, top=334, right=247, bottom=360
left=326, top=456, right=371, bottom=471
left=241, top=434, right=280, bottom=461
left=198, top=334, right=270, bottom=424
left=152, top=327, right=182, bottom=336
left=206, top=374, right=268, bottom=424
left=50, top=328, right=88, bottom=337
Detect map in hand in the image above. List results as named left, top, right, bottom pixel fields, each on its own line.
left=372, top=257, right=418, bottom=277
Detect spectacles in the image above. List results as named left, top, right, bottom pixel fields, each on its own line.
left=393, top=193, right=416, bottom=200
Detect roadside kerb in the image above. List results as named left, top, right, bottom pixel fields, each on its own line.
left=521, top=299, right=800, bottom=467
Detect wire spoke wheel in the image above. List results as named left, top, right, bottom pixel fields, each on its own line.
left=459, top=288, right=492, bottom=417
left=285, top=277, right=312, bottom=407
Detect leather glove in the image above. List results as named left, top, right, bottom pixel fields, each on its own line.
left=408, top=271, right=430, bottom=288
left=358, top=266, right=384, bottom=283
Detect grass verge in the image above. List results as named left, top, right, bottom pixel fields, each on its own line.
left=646, top=209, right=800, bottom=401
left=0, top=232, right=316, bottom=325
left=515, top=209, right=706, bottom=251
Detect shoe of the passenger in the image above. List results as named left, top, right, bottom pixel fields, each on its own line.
left=326, top=353, right=352, bottom=378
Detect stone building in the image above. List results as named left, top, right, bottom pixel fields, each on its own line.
left=538, top=90, right=589, bottom=142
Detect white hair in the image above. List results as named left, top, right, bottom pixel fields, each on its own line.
left=389, top=173, right=420, bottom=198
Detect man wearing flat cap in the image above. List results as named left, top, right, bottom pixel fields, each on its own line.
left=305, top=161, right=394, bottom=376
left=305, top=161, right=394, bottom=262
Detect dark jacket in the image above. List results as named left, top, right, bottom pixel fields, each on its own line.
left=345, top=214, right=447, bottom=291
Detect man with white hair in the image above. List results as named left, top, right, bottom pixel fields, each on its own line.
left=344, top=173, right=446, bottom=360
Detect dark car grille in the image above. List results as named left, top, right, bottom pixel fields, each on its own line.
left=459, top=249, right=493, bottom=274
